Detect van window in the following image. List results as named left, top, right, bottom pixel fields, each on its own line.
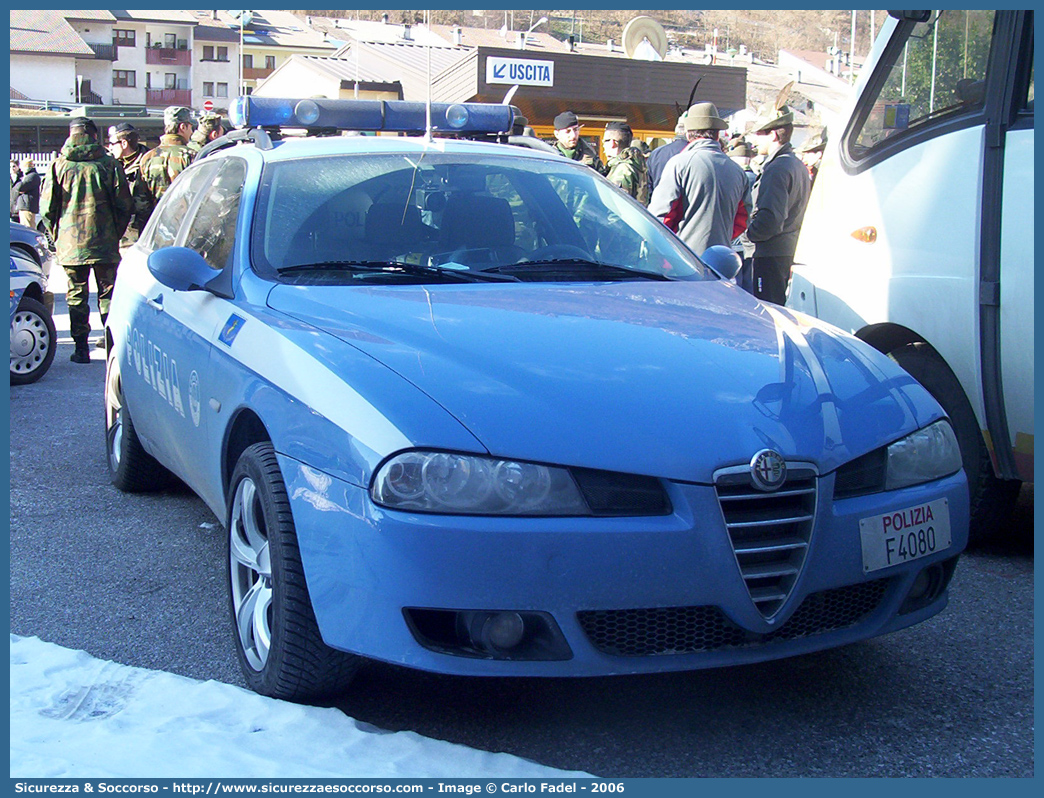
left=847, top=10, right=997, bottom=158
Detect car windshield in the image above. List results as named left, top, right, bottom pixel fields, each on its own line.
left=250, top=151, right=710, bottom=284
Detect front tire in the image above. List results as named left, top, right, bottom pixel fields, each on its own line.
left=227, top=442, right=359, bottom=700
left=890, top=343, right=1020, bottom=544
left=105, top=352, right=174, bottom=492
left=10, top=296, right=56, bottom=385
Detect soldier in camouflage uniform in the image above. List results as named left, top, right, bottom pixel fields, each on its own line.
left=133, top=106, right=195, bottom=229
left=187, top=112, right=225, bottom=156
left=42, top=117, right=132, bottom=363
left=548, top=111, right=604, bottom=173
left=601, top=122, right=650, bottom=206
left=107, top=123, right=148, bottom=247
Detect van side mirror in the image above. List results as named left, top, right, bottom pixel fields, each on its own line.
left=887, top=10, right=932, bottom=22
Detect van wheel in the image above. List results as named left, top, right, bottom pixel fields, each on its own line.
left=227, top=442, right=359, bottom=700
left=890, top=343, right=1020, bottom=544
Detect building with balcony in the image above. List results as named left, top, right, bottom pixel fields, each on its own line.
left=10, top=10, right=117, bottom=106
left=109, top=10, right=198, bottom=109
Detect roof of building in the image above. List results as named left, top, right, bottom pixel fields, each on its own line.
left=110, top=10, right=198, bottom=25
left=307, top=17, right=447, bottom=47
left=428, top=24, right=569, bottom=53
left=185, top=10, right=240, bottom=43
left=59, top=10, right=117, bottom=23
left=281, top=54, right=398, bottom=87
left=233, top=10, right=336, bottom=51
left=329, top=41, right=469, bottom=100
left=10, top=10, right=96, bottom=57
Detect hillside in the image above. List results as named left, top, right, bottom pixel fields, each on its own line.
left=297, top=9, right=886, bottom=63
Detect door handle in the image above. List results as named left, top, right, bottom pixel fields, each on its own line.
left=146, top=293, right=164, bottom=312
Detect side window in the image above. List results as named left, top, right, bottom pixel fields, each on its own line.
left=142, top=162, right=218, bottom=251
left=847, top=10, right=997, bottom=158
left=183, top=158, right=248, bottom=271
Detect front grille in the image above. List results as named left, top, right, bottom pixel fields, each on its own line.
left=715, top=463, right=818, bottom=618
left=577, top=579, right=890, bottom=657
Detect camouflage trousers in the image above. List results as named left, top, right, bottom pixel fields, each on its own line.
left=63, top=263, right=117, bottom=344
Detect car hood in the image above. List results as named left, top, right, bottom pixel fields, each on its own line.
left=267, top=281, right=941, bottom=482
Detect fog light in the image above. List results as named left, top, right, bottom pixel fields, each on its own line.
left=483, top=611, right=525, bottom=651
left=899, top=560, right=955, bottom=615
left=907, top=569, right=933, bottom=602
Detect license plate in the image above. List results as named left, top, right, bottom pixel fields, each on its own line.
left=859, top=498, right=951, bottom=573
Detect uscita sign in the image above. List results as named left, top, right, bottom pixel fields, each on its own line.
left=485, top=57, right=554, bottom=87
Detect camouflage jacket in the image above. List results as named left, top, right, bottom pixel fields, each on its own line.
left=41, top=133, right=133, bottom=266
left=133, top=134, right=194, bottom=225
left=550, top=137, right=605, bottom=174
left=117, top=144, right=148, bottom=245
left=606, top=148, right=650, bottom=206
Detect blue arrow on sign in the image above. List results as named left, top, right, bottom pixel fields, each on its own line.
left=493, top=63, right=506, bottom=79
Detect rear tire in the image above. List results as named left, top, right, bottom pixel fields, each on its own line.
left=890, top=343, right=1020, bottom=544
left=10, top=296, right=56, bottom=385
left=105, top=352, right=174, bottom=492
left=227, top=442, right=359, bottom=701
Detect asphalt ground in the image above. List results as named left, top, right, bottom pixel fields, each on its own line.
left=8, top=285, right=1035, bottom=778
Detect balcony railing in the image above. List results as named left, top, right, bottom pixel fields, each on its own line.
left=146, top=88, right=192, bottom=106
left=242, top=66, right=274, bottom=80
left=89, top=43, right=117, bottom=61
left=146, top=48, right=191, bottom=66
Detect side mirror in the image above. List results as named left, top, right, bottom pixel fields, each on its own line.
left=701, top=245, right=742, bottom=281
left=147, top=247, right=217, bottom=292
left=888, top=10, right=932, bottom=22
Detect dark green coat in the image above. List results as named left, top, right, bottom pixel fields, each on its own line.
left=42, top=134, right=133, bottom=266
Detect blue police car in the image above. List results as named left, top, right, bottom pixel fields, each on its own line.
left=105, top=97, right=969, bottom=700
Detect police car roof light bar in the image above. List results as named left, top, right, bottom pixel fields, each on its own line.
left=228, top=96, right=515, bottom=136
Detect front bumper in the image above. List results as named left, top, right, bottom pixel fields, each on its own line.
left=281, top=455, right=969, bottom=677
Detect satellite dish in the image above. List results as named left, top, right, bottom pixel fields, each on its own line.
left=623, top=16, right=668, bottom=60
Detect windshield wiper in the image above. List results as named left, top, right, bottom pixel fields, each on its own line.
left=482, top=259, right=673, bottom=281
left=277, top=261, right=520, bottom=282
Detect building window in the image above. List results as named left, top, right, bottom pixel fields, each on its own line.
left=242, top=54, right=253, bottom=69
left=113, top=29, right=136, bottom=47
left=217, top=83, right=229, bottom=98
left=203, top=82, right=214, bottom=97
left=165, top=33, right=176, bottom=49
left=265, top=55, right=276, bottom=70
left=165, top=73, right=177, bottom=90
left=113, top=70, right=136, bottom=88
left=217, top=46, right=228, bottom=61
left=203, top=45, right=214, bottom=60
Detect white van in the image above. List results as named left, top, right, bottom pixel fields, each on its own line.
left=788, top=10, right=1033, bottom=541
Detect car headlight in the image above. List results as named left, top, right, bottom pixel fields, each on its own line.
left=371, top=451, right=671, bottom=516
left=372, top=451, right=588, bottom=515
left=834, top=420, right=962, bottom=498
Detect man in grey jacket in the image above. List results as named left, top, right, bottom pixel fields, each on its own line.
left=741, top=104, right=811, bottom=304
left=648, top=102, right=747, bottom=257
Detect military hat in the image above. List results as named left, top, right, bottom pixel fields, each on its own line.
left=164, top=106, right=194, bottom=127
left=751, top=104, right=796, bottom=134
left=683, top=102, right=728, bottom=131
left=69, top=116, right=98, bottom=136
left=554, top=111, right=580, bottom=130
